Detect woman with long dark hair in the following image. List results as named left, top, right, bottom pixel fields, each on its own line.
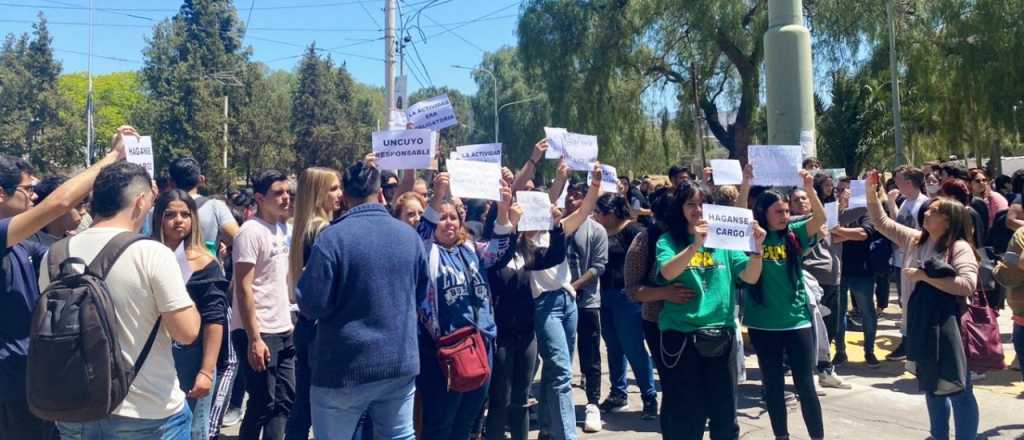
left=153, top=189, right=231, bottom=440
left=745, top=170, right=828, bottom=440
left=655, top=181, right=765, bottom=439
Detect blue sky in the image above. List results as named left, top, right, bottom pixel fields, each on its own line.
left=0, top=0, right=523, bottom=95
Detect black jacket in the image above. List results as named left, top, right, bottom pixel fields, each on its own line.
left=906, top=256, right=967, bottom=393
left=489, top=226, right=567, bottom=348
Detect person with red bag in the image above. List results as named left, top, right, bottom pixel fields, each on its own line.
left=415, top=171, right=516, bottom=440
left=865, top=170, right=980, bottom=440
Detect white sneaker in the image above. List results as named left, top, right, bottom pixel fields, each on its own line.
left=583, top=403, right=603, bottom=433
left=818, top=371, right=852, bottom=390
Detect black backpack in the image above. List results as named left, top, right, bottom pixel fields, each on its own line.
left=27, top=232, right=160, bottom=423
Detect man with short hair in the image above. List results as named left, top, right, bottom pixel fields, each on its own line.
left=232, top=170, right=295, bottom=440
left=886, top=166, right=930, bottom=361
left=38, top=141, right=201, bottom=438
left=168, top=157, right=240, bottom=251
left=1, top=128, right=154, bottom=439
left=667, top=164, right=690, bottom=188
left=297, top=158, right=427, bottom=439
left=26, top=175, right=88, bottom=249
left=802, top=157, right=823, bottom=172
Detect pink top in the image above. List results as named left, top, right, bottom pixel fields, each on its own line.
left=985, top=191, right=1008, bottom=226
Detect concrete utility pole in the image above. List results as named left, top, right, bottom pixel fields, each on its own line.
left=384, top=0, right=396, bottom=118
left=85, top=0, right=94, bottom=166
left=764, top=0, right=816, bottom=158
left=887, top=0, right=906, bottom=166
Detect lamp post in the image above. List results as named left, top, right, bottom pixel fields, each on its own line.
left=453, top=64, right=498, bottom=143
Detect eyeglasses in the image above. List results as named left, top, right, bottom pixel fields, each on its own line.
left=15, top=184, right=35, bottom=196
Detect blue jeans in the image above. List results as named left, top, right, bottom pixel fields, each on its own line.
left=600, top=288, right=656, bottom=399
left=1014, top=323, right=1024, bottom=382
left=417, top=336, right=494, bottom=440
left=534, top=290, right=578, bottom=440
left=925, top=373, right=979, bottom=440
left=845, top=275, right=878, bottom=356
left=285, top=317, right=315, bottom=440
left=310, top=375, right=416, bottom=440
left=173, top=342, right=215, bottom=440
left=57, top=406, right=192, bottom=440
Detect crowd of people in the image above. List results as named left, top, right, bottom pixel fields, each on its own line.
left=1, top=125, right=1022, bottom=440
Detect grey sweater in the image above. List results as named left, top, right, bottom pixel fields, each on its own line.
left=567, top=218, right=608, bottom=309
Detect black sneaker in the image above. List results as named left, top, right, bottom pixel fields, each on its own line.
left=599, top=394, right=629, bottom=413
left=832, top=351, right=848, bottom=366
left=886, top=342, right=907, bottom=361
left=865, top=352, right=881, bottom=369
left=641, top=395, right=658, bottom=420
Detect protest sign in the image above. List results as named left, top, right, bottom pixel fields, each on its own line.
left=710, top=159, right=743, bottom=185
left=561, top=133, right=598, bottom=171
left=749, top=145, right=802, bottom=187
left=406, top=94, right=457, bottom=131
left=447, top=159, right=501, bottom=201
left=556, top=180, right=568, bottom=208
left=516, top=191, right=553, bottom=232
left=587, top=164, right=619, bottom=193
left=849, top=180, right=867, bottom=208
left=702, top=204, right=754, bottom=252
left=544, top=127, right=566, bottom=159
left=123, top=136, right=155, bottom=177
left=372, top=129, right=434, bottom=170
left=800, top=129, right=816, bottom=158
left=387, top=110, right=408, bottom=131
left=455, top=143, right=502, bottom=164
left=824, top=168, right=847, bottom=181
left=825, top=201, right=839, bottom=230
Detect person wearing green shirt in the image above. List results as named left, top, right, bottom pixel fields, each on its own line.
left=655, top=182, right=765, bottom=440
left=746, top=169, right=828, bottom=440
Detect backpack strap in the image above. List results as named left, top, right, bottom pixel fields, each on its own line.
left=87, top=232, right=150, bottom=279
left=47, top=238, right=71, bottom=280
left=130, top=317, right=163, bottom=383
left=196, top=196, right=210, bottom=211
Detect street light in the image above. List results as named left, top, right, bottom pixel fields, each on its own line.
left=453, top=64, right=498, bottom=143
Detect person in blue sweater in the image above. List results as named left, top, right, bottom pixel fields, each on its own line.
left=415, top=171, right=517, bottom=440
left=296, top=158, right=429, bottom=440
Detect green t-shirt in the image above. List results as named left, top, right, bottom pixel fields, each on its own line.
left=742, top=218, right=814, bottom=330
left=655, top=233, right=749, bottom=333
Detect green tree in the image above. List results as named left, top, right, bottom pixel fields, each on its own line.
left=234, top=65, right=294, bottom=181
left=140, top=0, right=250, bottom=189
left=59, top=71, right=145, bottom=144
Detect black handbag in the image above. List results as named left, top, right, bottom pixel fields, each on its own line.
left=693, top=328, right=733, bottom=358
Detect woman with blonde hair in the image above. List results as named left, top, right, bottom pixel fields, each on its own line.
left=286, top=166, right=343, bottom=440
left=393, top=191, right=427, bottom=227
left=153, top=189, right=231, bottom=440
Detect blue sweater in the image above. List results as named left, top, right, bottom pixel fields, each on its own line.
left=296, top=203, right=429, bottom=388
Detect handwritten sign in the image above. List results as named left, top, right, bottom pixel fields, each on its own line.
left=516, top=191, right=553, bottom=232
left=825, top=201, right=839, bottom=229
left=561, top=133, right=598, bottom=171
left=447, top=159, right=501, bottom=201
left=749, top=145, right=802, bottom=187
left=702, top=204, right=754, bottom=252
left=710, top=159, right=743, bottom=185
left=848, top=180, right=867, bottom=208
left=455, top=143, right=502, bottom=164
left=544, top=127, right=567, bottom=159
left=372, top=129, right=434, bottom=170
left=587, top=164, right=619, bottom=193
left=800, top=129, right=816, bottom=158
left=123, top=136, right=155, bottom=177
left=406, top=94, right=457, bottom=131
left=556, top=180, right=568, bottom=208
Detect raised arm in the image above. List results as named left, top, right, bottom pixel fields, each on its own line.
left=736, top=164, right=753, bottom=209
left=800, top=170, right=828, bottom=233
left=475, top=183, right=515, bottom=269
left=738, top=221, right=767, bottom=284
left=561, top=163, right=602, bottom=235
left=866, top=171, right=921, bottom=250
left=548, top=160, right=570, bottom=205
left=512, top=139, right=548, bottom=191
left=659, top=221, right=704, bottom=281
left=418, top=172, right=449, bottom=240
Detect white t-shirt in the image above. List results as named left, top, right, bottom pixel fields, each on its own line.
left=38, top=228, right=194, bottom=420
left=230, top=218, right=293, bottom=334
left=524, top=232, right=575, bottom=299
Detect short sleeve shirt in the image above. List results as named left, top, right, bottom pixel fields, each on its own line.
left=230, top=218, right=293, bottom=334
left=196, top=197, right=236, bottom=246
left=742, top=219, right=814, bottom=330
left=0, top=218, right=47, bottom=401
left=654, top=233, right=748, bottom=333
left=38, top=228, right=195, bottom=419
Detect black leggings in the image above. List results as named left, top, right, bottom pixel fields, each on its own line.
left=749, top=327, right=824, bottom=439
left=485, top=337, right=538, bottom=440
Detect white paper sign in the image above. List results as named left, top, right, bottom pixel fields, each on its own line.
left=544, top=127, right=567, bottom=159
left=372, top=129, right=435, bottom=170
left=388, top=110, right=408, bottom=131
left=406, top=94, right=457, bottom=131
left=561, top=133, right=598, bottom=171
left=749, top=145, right=803, bottom=187
left=588, top=164, right=619, bottom=193
left=556, top=180, right=568, bottom=209
left=455, top=143, right=502, bottom=164
left=824, top=168, right=847, bottom=180
left=447, top=159, right=501, bottom=201
left=516, top=191, right=553, bottom=232
left=710, top=159, right=743, bottom=185
left=702, top=204, right=754, bottom=252
left=848, top=180, right=867, bottom=208
left=800, top=129, right=816, bottom=158
left=124, top=136, right=155, bottom=177
left=825, top=201, right=839, bottom=229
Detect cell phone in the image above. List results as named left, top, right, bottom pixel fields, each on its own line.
left=1003, top=252, right=1020, bottom=267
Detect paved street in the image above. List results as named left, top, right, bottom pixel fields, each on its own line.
left=223, top=307, right=1024, bottom=440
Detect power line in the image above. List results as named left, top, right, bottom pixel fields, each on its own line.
left=358, top=1, right=381, bottom=29
left=39, top=0, right=152, bottom=21
left=0, top=1, right=387, bottom=12
left=422, top=13, right=485, bottom=52
left=245, top=1, right=256, bottom=30
left=0, top=18, right=381, bottom=32
left=54, top=47, right=141, bottom=64
left=247, top=35, right=385, bottom=62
